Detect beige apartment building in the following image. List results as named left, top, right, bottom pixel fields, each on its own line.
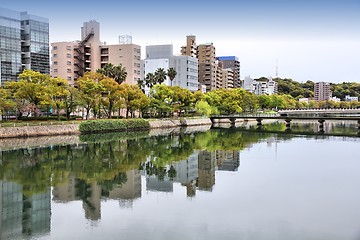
left=181, top=35, right=197, bottom=58
left=215, top=60, right=223, bottom=89
left=100, top=44, right=141, bottom=85
left=181, top=35, right=217, bottom=92
left=215, top=60, right=234, bottom=89
left=51, top=21, right=141, bottom=85
left=197, top=43, right=217, bottom=92
left=222, top=68, right=234, bottom=89
left=314, top=82, right=332, bottom=101
left=51, top=42, right=78, bottom=85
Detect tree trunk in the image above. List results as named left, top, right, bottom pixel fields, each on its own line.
left=57, top=108, right=60, bottom=121
left=86, top=108, right=90, bottom=120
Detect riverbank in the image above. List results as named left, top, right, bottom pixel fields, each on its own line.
left=0, top=118, right=213, bottom=139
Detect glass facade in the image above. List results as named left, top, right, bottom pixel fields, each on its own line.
left=0, top=8, right=22, bottom=85
left=0, top=8, right=49, bottom=86
left=0, top=181, right=51, bottom=239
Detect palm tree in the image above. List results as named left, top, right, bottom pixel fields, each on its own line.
left=167, top=67, right=177, bottom=86
left=145, top=73, right=156, bottom=88
left=154, top=68, right=167, bottom=84
left=137, top=79, right=145, bottom=93
left=97, top=63, right=127, bottom=84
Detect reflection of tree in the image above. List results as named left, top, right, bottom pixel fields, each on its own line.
left=100, top=172, right=128, bottom=197
left=141, top=161, right=177, bottom=181
left=0, top=128, right=289, bottom=197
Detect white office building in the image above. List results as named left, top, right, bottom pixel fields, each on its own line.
left=141, top=44, right=198, bottom=94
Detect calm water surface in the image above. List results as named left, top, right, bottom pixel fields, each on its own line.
left=0, top=127, right=359, bottom=240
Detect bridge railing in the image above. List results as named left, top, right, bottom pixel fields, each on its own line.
left=210, top=113, right=279, bottom=118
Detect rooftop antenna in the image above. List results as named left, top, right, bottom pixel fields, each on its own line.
left=119, top=35, right=132, bottom=44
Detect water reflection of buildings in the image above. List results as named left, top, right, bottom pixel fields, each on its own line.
left=0, top=181, right=51, bottom=240
left=52, top=169, right=141, bottom=221
left=51, top=149, right=240, bottom=222
left=145, top=150, right=240, bottom=196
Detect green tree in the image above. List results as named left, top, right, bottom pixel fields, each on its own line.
left=240, top=89, right=258, bottom=112
left=47, top=77, right=70, bottom=120
left=97, top=63, right=127, bottom=84
left=64, top=86, right=80, bottom=120
left=137, top=79, right=145, bottom=92
left=77, top=72, right=104, bottom=119
left=150, top=84, right=174, bottom=117
left=119, top=84, right=150, bottom=118
left=6, top=70, right=51, bottom=117
left=206, top=89, right=243, bottom=114
left=258, top=95, right=272, bottom=109
left=167, top=67, right=177, bottom=86
left=171, top=86, right=194, bottom=115
left=155, top=68, right=167, bottom=84
left=145, top=73, right=157, bottom=89
left=99, top=77, right=122, bottom=118
left=0, top=88, right=14, bottom=117
left=195, top=100, right=217, bottom=116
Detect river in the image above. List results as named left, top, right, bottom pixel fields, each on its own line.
left=0, top=124, right=359, bottom=240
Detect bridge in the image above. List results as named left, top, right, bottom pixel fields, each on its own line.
left=210, top=110, right=360, bottom=135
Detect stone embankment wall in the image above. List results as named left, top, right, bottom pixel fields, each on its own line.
left=148, top=118, right=212, bottom=129
left=0, top=118, right=212, bottom=139
left=0, top=124, right=80, bottom=138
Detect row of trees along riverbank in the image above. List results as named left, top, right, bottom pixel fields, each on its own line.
left=1, top=68, right=360, bottom=121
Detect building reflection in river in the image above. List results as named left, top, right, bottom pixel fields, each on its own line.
left=0, top=181, right=51, bottom=240
left=52, top=169, right=141, bottom=221
left=50, top=149, right=240, bottom=221
left=144, top=150, right=240, bottom=196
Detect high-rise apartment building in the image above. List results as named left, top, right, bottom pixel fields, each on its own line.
left=51, top=21, right=141, bottom=85
left=314, top=82, right=332, bottom=101
left=217, top=56, right=240, bottom=88
left=181, top=35, right=197, bottom=58
left=181, top=35, right=216, bottom=92
left=0, top=7, right=49, bottom=86
left=215, top=60, right=223, bottom=89
left=197, top=43, right=217, bottom=92
left=222, top=68, right=234, bottom=89
left=51, top=21, right=100, bottom=85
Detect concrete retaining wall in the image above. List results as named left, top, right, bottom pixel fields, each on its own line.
left=149, top=118, right=212, bottom=129
left=0, top=124, right=80, bottom=138
left=0, top=118, right=212, bottom=139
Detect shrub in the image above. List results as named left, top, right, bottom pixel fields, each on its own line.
left=79, top=119, right=150, bottom=133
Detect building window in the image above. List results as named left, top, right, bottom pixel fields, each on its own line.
left=66, top=46, right=71, bottom=50
left=54, top=69, right=58, bottom=73
left=67, top=76, right=72, bottom=81
left=53, top=46, right=58, bottom=50
left=67, top=53, right=71, bottom=58
left=53, top=54, right=58, bottom=58
left=134, top=70, right=136, bottom=74
left=67, top=69, right=71, bottom=73
left=53, top=61, right=58, bottom=65
left=67, top=61, right=71, bottom=65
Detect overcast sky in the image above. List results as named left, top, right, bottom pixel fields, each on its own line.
left=2, top=0, right=359, bottom=83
